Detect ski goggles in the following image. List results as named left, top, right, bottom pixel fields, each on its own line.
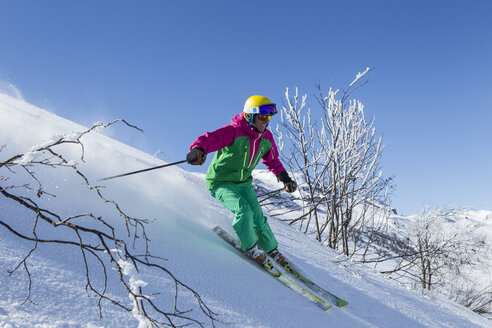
left=257, top=114, right=272, bottom=121
left=243, top=103, right=278, bottom=116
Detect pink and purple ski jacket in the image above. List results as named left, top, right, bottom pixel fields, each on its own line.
left=189, top=113, right=286, bottom=190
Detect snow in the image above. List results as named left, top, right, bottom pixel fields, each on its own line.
left=349, top=67, right=371, bottom=87
left=1, top=92, right=491, bottom=327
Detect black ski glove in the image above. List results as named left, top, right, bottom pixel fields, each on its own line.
left=187, top=147, right=207, bottom=165
left=276, top=171, right=297, bottom=193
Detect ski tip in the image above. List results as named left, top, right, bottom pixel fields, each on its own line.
left=319, top=302, right=332, bottom=311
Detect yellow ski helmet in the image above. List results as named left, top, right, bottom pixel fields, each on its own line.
left=243, top=95, right=278, bottom=125
left=244, top=95, right=273, bottom=110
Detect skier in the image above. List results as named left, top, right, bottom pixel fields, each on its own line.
left=187, top=95, right=297, bottom=265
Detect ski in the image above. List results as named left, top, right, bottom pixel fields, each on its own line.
left=279, top=261, right=348, bottom=309
left=213, top=226, right=332, bottom=311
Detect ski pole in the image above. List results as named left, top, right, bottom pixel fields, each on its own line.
left=99, top=159, right=187, bottom=181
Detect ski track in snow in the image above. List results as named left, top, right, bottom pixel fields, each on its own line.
left=1, top=93, right=491, bottom=327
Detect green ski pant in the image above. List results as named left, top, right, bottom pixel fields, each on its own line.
left=211, top=184, right=278, bottom=253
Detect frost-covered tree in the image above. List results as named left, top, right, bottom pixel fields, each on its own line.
left=275, top=69, right=393, bottom=256
left=383, top=206, right=482, bottom=290
left=379, top=205, right=492, bottom=317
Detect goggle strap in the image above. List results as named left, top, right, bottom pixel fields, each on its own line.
left=244, top=107, right=261, bottom=114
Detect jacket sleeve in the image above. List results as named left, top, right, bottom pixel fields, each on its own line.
left=261, top=137, right=286, bottom=176
left=189, top=124, right=236, bottom=153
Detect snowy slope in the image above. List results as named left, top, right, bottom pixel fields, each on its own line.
left=0, top=93, right=490, bottom=328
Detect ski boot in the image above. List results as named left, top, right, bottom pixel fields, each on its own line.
left=268, top=248, right=286, bottom=265
left=245, top=244, right=267, bottom=265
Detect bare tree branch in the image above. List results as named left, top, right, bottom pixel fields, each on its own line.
left=0, top=120, right=220, bottom=327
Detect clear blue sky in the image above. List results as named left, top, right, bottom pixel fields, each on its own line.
left=1, top=0, right=491, bottom=215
